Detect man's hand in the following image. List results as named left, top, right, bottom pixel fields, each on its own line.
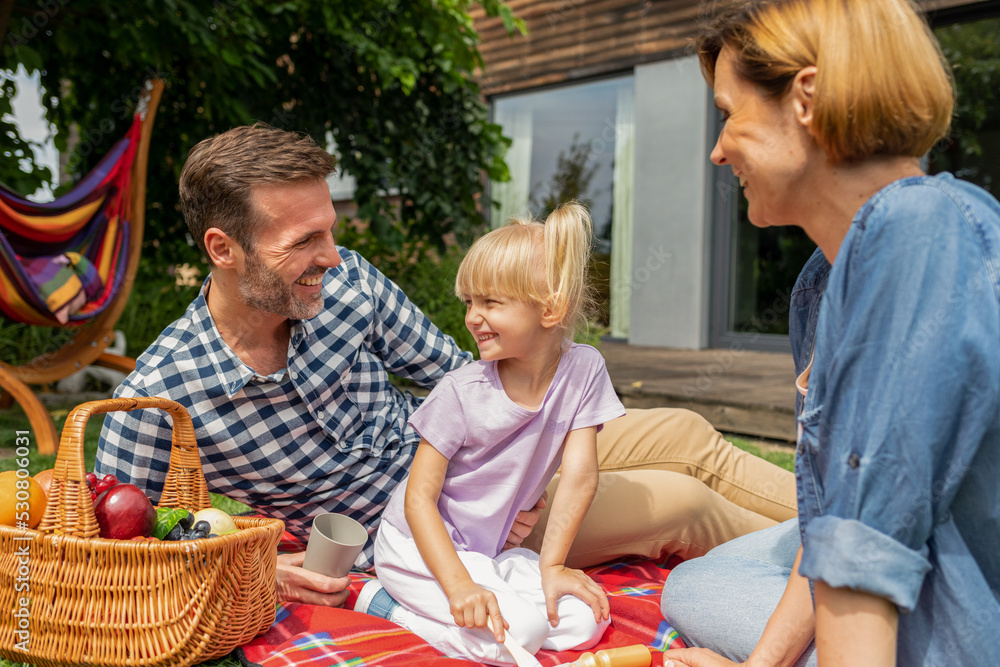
left=540, top=563, right=609, bottom=627
left=447, top=580, right=507, bottom=642
left=504, top=492, right=547, bottom=551
left=275, top=551, right=351, bottom=607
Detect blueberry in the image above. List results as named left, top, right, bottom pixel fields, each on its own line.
left=178, top=512, right=195, bottom=530
left=165, top=524, right=184, bottom=541
left=192, top=521, right=211, bottom=534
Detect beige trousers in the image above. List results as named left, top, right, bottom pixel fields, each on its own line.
left=523, top=408, right=798, bottom=568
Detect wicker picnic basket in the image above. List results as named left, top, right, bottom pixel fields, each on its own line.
left=0, top=396, right=285, bottom=667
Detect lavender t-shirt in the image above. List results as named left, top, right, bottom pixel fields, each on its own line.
left=381, top=343, right=625, bottom=558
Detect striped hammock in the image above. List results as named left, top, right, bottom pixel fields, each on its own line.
left=0, top=114, right=141, bottom=327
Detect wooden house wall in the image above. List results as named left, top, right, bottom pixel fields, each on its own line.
left=470, top=0, right=978, bottom=97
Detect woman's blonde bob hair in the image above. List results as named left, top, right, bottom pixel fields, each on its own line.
left=455, top=201, right=594, bottom=338
left=698, top=0, right=955, bottom=164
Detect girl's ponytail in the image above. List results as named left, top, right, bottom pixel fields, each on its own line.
left=544, top=201, right=594, bottom=337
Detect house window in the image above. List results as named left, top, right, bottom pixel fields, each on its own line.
left=490, top=75, right=635, bottom=337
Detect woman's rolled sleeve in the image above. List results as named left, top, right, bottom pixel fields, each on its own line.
left=800, top=515, right=931, bottom=612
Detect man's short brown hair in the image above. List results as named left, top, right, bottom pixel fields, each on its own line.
left=179, top=123, right=336, bottom=260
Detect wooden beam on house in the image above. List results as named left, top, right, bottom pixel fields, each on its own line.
left=472, top=0, right=710, bottom=96
left=472, top=0, right=972, bottom=97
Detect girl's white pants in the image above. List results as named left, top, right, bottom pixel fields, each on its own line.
left=374, top=521, right=609, bottom=665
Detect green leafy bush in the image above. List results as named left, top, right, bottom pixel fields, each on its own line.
left=118, top=270, right=204, bottom=359
left=337, top=225, right=477, bottom=354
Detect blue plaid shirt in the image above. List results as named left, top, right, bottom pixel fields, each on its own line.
left=96, top=249, right=471, bottom=568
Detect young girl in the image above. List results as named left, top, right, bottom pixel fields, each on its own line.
left=372, top=202, right=625, bottom=664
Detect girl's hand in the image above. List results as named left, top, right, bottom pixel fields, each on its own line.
left=448, top=581, right=507, bottom=642
left=540, top=564, right=610, bottom=626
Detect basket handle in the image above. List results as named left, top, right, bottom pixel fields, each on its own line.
left=38, top=396, right=212, bottom=538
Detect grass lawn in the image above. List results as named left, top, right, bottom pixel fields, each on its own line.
left=726, top=433, right=795, bottom=472
left=0, top=400, right=793, bottom=667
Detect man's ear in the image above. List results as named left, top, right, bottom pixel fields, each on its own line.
left=792, top=65, right=817, bottom=129
left=204, top=228, right=242, bottom=269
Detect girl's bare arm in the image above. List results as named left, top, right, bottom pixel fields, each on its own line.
left=538, top=426, right=609, bottom=625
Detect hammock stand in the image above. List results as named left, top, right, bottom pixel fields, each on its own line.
left=0, top=80, right=163, bottom=455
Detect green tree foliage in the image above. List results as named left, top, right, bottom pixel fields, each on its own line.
left=931, top=17, right=1000, bottom=194
left=1, top=0, right=523, bottom=273
left=936, top=17, right=1000, bottom=156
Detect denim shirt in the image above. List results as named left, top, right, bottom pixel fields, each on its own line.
left=789, top=246, right=830, bottom=417
left=793, top=173, right=1000, bottom=663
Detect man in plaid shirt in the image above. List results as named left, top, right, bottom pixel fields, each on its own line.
left=96, top=124, right=478, bottom=605
left=97, top=124, right=797, bottom=609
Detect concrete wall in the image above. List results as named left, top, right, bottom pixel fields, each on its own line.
left=628, top=55, right=713, bottom=349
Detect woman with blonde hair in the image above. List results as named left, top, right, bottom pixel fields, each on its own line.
left=661, top=0, right=1000, bottom=665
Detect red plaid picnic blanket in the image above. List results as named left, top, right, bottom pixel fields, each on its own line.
left=238, top=531, right=686, bottom=667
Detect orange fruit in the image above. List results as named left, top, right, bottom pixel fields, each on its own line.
left=32, top=468, right=55, bottom=496
left=0, top=470, right=47, bottom=529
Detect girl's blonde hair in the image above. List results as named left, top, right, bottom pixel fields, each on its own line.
left=698, top=0, right=954, bottom=164
left=455, top=201, right=594, bottom=337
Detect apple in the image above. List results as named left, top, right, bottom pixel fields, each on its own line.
left=192, top=508, right=238, bottom=536
left=32, top=469, right=54, bottom=496
left=93, top=483, right=156, bottom=540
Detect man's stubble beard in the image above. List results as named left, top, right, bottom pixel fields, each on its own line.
left=238, top=248, right=323, bottom=321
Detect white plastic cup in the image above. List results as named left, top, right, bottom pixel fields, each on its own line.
left=301, top=512, right=368, bottom=578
